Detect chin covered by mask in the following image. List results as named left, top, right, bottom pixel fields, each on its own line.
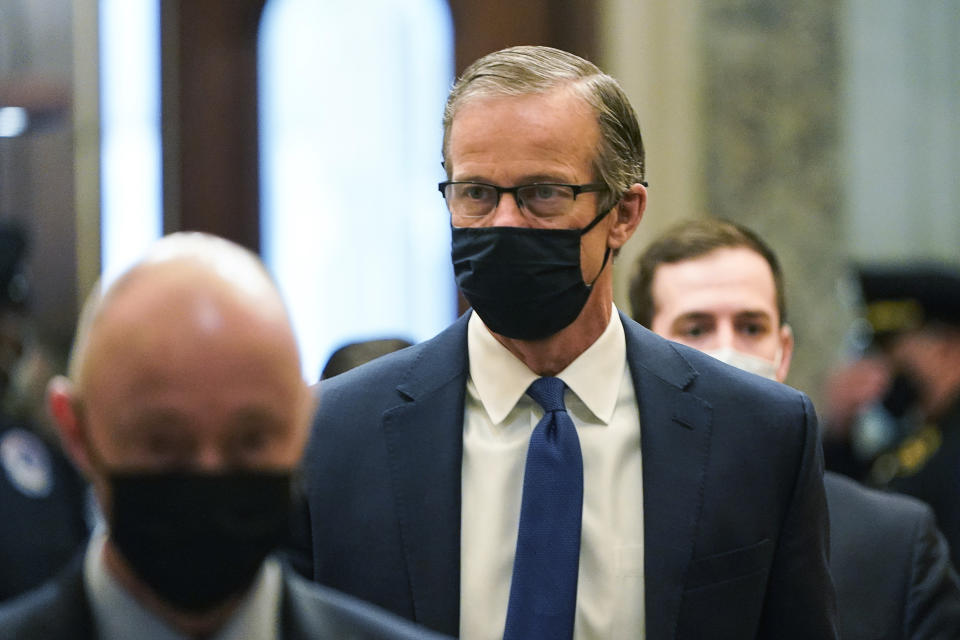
left=106, top=470, right=293, bottom=612
left=451, top=208, right=611, bottom=341
left=703, top=346, right=781, bottom=381
left=851, top=372, right=922, bottom=463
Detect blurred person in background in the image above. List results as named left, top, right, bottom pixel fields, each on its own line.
left=0, top=221, right=88, bottom=602
left=630, top=218, right=960, bottom=640
left=0, top=232, right=447, bottom=639
left=823, top=265, right=960, bottom=568
left=320, top=338, right=413, bottom=381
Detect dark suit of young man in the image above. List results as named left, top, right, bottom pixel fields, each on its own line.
left=825, top=473, right=960, bottom=640
left=631, top=217, right=960, bottom=640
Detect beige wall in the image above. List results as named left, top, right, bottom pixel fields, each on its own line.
left=73, top=0, right=100, bottom=307
left=601, top=0, right=705, bottom=310
left=598, top=1, right=851, bottom=406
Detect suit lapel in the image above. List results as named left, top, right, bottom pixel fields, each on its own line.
left=378, top=312, right=714, bottom=637
left=23, top=554, right=96, bottom=639
left=622, top=314, right=713, bottom=639
left=381, top=314, right=470, bottom=636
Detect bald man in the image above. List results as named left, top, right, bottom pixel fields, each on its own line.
left=0, top=233, right=446, bottom=639
left=631, top=219, right=960, bottom=640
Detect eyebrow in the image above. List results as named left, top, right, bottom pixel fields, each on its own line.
left=670, top=310, right=774, bottom=325
left=229, top=407, right=286, bottom=432
left=452, top=173, right=577, bottom=186
left=120, top=408, right=189, bottom=434
left=672, top=312, right=715, bottom=323
left=734, top=311, right=774, bottom=321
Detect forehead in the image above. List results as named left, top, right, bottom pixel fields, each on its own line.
left=446, top=87, right=599, bottom=181
left=651, top=247, right=779, bottom=320
left=80, top=271, right=304, bottom=436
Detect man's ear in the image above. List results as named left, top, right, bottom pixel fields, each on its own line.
left=607, top=182, right=647, bottom=250
left=776, top=324, right=795, bottom=384
left=46, top=376, right=94, bottom=476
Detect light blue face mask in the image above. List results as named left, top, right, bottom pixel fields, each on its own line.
left=703, top=346, right=781, bottom=381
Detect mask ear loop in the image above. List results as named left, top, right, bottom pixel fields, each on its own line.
left=580, top=203, right=615, bottom=287
left=773, top=343, right=784, bottom=371
left=587, top=247, right=611, bottom=288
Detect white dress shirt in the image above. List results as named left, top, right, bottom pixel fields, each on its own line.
left=460, top=307, right=645, bottom=639
left=85, top=531, right=282, bottom=640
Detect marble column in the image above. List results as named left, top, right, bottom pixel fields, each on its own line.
left=700, top=1, right=852, bottom=405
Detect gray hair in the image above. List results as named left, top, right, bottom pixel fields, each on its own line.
left=442, top=45, right=646, bottom=212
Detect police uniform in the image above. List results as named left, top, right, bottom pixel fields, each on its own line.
left=0, top=417, right=89, bottom=601
left=857, top=264, right=960, bottom=567
left=0, top=224, right=89, bottom=600
left=883, top=399, right=960, bottom=568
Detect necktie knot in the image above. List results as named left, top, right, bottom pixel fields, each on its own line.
left=527, top=376, right=567, bottom=413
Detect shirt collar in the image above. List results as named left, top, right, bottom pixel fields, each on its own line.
left=84, top=532, right=282, bottom=640
left=467, top=305, right=626, bottom=425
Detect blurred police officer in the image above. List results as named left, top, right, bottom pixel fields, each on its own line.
left=0, top=222, right=88, bottom=601
left=851, top=265, right=960, bottom=567
left=0, top=232, right=447, bottom=639
left=630, top=218, right=960, bottom=640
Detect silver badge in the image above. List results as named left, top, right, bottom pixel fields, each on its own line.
left=1, top=428, right=54, bottom=498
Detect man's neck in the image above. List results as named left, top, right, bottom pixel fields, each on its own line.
left=103, top=540, right=241, bottom=638
left=489, top=281, right=614, bottom=377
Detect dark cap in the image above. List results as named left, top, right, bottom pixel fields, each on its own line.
left=0, top=223, right=29, bottom=310
left=321, top=338, right=413, bottom=380
left=858, top=263, right=960, bottom=335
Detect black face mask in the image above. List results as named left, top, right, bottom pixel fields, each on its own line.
left=106, top=470, right=293, bottom=612
left=851, top=372, right=923, bottom=461
left=451, top=208, right=611, bottom=341
left=880, top=371, right=922, bottom=419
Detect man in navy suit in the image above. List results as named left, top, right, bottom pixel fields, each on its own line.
left=0, top=232, right=445, bottom=640
left=631, top=217, right=960, bottom=640
left=303, top=46, right=837, bottom=638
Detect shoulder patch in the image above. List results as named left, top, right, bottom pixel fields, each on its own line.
left=872, top=424, right=943, bottom=483
left=0, top=428, right=54, bottom=498
left=896, top=425, right=942, bottom=477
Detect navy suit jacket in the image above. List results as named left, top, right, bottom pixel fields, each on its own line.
left=303, top=312, right=837, bottom=638
left=0, top=554, right=448, bottom=640
left=826, top=472, right=960, bottom=640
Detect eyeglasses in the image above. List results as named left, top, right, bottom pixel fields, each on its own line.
left=438, top=181, right=608, bottom=220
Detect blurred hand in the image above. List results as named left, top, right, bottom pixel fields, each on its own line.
left=823, top=356, right=892, bottom=438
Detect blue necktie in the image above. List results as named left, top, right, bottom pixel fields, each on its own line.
left=503, top=376, right=584, bottom=640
